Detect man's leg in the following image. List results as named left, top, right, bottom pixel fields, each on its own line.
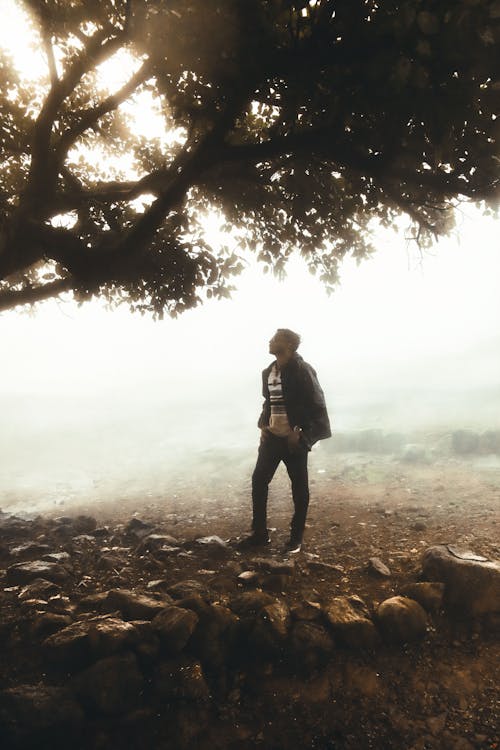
left=283, top=444, right=310, bottom=544
left=251, top=434, right=282, bottom=536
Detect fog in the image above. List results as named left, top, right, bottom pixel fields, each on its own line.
left=1, top=214, right=500, bottom=515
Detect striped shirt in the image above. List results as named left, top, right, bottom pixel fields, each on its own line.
left=267, top=363, right=292, bottom=436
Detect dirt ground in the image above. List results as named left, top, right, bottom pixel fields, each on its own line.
left=1, top=450, right=499, bottom=749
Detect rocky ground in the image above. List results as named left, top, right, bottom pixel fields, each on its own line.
left=0, top=450, right=499, bottom=750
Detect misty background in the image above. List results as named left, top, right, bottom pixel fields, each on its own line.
left=1, top=211, right=499, bottom=515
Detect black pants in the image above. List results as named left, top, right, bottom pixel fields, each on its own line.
left=251, top=432, right=310, bottom=542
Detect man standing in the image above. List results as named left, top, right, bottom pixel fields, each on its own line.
left=241, top=329, right=331, bottom=553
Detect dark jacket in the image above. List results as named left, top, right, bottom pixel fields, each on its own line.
left=257, top=353, right=332, bottom=449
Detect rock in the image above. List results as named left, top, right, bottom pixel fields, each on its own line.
left=18, top=578, right=61, bottom=601
left=251, top=599, right=291, bottom=653
left=9, top=542, right=51, bottom=558
left=6, top=560, right=71, bottom=585
left=130, top=619, right=161, bottom=662
left=167, top=579, right=211, bottom=600
left=125, top=517, right=154, bottom=539
left=399, top=582, right=445, bottom=614
left=288, top=620, right=334, bottom=671
left=324, top=596, right=379, bottom=649
left=237, top=570, right=260, bottom=585
left=376, top=596, right=428, bottom=643
left=152, top=606, right=198, bottom=653
left=42, top=551, right=72, bottom=564
left=0, top=684, right=83, bottom=736
left=421, top=545, right=500, bottom=616
left=189, top=602, right=239, bottom=669
left=230, top=589, right=275, bottom=616
left=260, top=600, right=291, bottom=639
left=106, top=588, right=173, bottom=620
left=72, top=515, right=97, bottom=533
left=72, top=651, right=143, bottom=715
left=250, top=557, right=295, bottom=575
left=154, top=656, right=210, bottom=702
left=31, top=612, right=73, bottom=639
left=138, top=534, right=180, bottom=553
left=43, top=615, right=138, bottom=666
left=367, top=557, right=392, bottom=578
left=290, top=600, right=323, bottom=622
left=195, top=535, right=228, bottom=548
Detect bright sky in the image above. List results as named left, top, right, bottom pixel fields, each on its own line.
left=1, top=0, right=499, bottom=430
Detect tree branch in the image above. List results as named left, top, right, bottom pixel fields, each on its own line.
left=56, top=59, right=154, bottom=158
left=0, top=278, right=74, bottom=313
left=24, top=26, right=127, bottom=213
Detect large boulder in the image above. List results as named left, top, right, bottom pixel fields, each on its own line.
left=376, top=596, right=428, bottom=643
left=421, top=545, right=500, bottom=617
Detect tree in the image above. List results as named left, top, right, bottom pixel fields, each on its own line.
left=0, top=0, right=498, bottom=317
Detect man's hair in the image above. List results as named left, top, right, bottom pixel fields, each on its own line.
left=277, top=328, right=301, bottom=351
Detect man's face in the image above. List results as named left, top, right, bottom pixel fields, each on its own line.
left=269, top=331, right=291, bottom=357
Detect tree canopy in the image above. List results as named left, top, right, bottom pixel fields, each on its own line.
left=0, top=0, right=499, bottom=316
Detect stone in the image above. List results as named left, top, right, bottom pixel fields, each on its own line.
left=376, top=595, right=428, bottom=643
left=238, top=570, right=260, bottom=585
left=250, top=557, right=295, bottom=575
left=31, top=612, right=73, bottom=639
left=259, top=600, right=291, bottom=640
left=230, top=589, right=275, bottom=616
left=154, top=656, right=210, bottom=702
left=195, top=535, right=228, bottom=548
left=324, top=596, right=379, bottom=649
left=0, top=684, right=83, bottom=736
left=72, top=651, right=143, bottom=715
left=138, top=534, right=180, bottom=553
left=18, top=578, right=61, bottom=600
left=288, top=620, right=334, bottom=671
left=9, top=542, right=51, bottom=557
left=152, top=606, right=198, bottom=653
left=290, top=600, right=323, bottom=622
left=167, top=579, right=211, bottom=600
left=188, top=601, right=239, bottom=669
left=6, top=560, right=71, bottom=585
left=125, top=517, right=154, bottom=539
left=43, top=615, right=138, bottom=666
left=106, top=588, right=173, bottom=620
left=421, top=545, right=500, bottom=616
left=367, top=557, right=392, bottom=577
left=72, top=515, right=98, bottom=533
left=399, top=582, right=445, bottom=614
left=130, top=620, right=161, bottom=662
left=250, top=599, right=291, bottom=654
left=42, top=551, right=72, bottom=564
